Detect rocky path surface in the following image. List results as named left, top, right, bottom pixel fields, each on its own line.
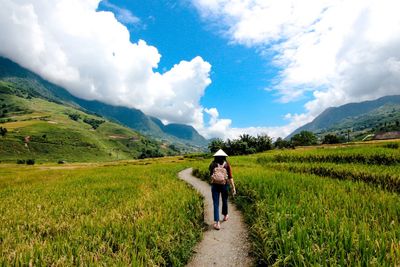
left=179, top=168, right=253, bottom=267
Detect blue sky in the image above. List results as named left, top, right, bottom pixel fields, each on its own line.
left=98, top=0, right=308, bottom=128
left=3, top=0, right=399, bottom=139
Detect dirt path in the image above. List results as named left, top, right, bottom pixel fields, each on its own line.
left=179, top=168, right=253, bottom=267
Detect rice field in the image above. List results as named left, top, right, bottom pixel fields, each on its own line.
left=193, top=141, right=400, bottom=265
left=3, top=140, right=400, bottom=266
left=0, top=159, right=203, bottom=266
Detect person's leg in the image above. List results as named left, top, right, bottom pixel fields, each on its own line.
left=211, top=184, right=220, bottom=222
left=221, top=184, right=229, bottom=217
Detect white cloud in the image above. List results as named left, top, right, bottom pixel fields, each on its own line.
left=7, top=0, right=398, bottom=141
left=199, top=107, right=309, bottom=140
left=0, top=0, right=302, bottom=141
left=0, top=0, right=336, bottom=141
left=0, top=0, right=213, bottom=133
left=201, top=108, right=233, bottom=138
left=101, top=0, right=140, bottom=25
left=193, top=0, right=400, bottom=133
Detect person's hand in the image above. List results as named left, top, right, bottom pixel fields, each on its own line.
left=232, top=188, right=237, bottom=196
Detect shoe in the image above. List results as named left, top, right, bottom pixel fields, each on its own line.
left=223, top=215, right=229, bottom=221
left=213, top=222, right=220, bottom=230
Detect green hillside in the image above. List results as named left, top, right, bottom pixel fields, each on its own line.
left=0, top=81, right=177, bottom=163
left=0, top=57, right=208, bottom=149
left=288, top=95, right=400, bottom=140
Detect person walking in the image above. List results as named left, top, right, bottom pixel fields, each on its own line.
left=209, top=149, right=236, bottom=230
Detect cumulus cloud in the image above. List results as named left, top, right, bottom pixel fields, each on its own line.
left=7, top=0, right=397, bottom=141
left=201, top=108, right=233, bottom=138
left=193, top=0, right=400, bottom=130
left=0, top=0, right=216, bottom=134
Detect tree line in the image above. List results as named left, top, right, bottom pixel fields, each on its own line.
left=208, top=134, right=273, bottom=155
left=208, top=131, right=345, bottom=155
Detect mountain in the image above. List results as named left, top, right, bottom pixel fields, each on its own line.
left=0, top=57, right=208, bottom=149
left=149, top=117, right=208, bottom=146
left=73, top=99, right=163, bottom=135
left=0, top=81, right=178, bottom=162
left=287, top=95, right=400, bottom=140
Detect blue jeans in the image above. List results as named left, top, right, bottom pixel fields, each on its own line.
left=211, top=184, right=229, bottom=222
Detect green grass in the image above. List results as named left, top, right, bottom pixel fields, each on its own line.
left=256, top=141, right=400, bottom=192
left=259, top=161, right=400, bottom=193
left=193, top=142, right=400, bottom=265
left=234, top=166, right=400, bottom=265
left=260, top=144, right=400, bottom=165
left=0, top=159, right=203, bottom=266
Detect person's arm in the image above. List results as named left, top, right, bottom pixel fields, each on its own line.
left=226, top=161, right=233, bottom=179
left=226, top=162, right=236, bottom=195
left=228, top=178, right=236, bottom=195
left=209, top=162, right=215, bottom=176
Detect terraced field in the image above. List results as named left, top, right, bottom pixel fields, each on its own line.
left=193, top=141, right=400, bottom=265
left=0, top=158, right=202, bottom=266
left=2, top=140, right=400, bottom=266
left=0, top=93, right=175, bottom=163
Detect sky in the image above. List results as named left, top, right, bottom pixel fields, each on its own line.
left=1, top=0, right=400, bottom=139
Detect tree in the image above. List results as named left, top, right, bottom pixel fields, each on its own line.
left=232, top=139, right=250, bottom=155
left=255, top=134, right=273, bottom=152
left=68, top=113, right=81, bottom=121
left=0, top=127, right=7, bottom=137
left=26, top=159, right=35, bottom=165
left=291, top=131, right=317, bottom=146
left=274, top=137, right=293, bottom=149
left=208, top=134, right=272, bottom=155
left=239, top=134, right=256, bottom=147
left=83, top=118, right=105, bottom=129
left=208, top=138, right=224, bottom=153
left=138, top=148, right=164, bottom=159
left=347, top=129, right=351, bottom=142
left=322, top=134, right=340, bottom=144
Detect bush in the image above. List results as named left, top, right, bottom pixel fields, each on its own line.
left=383, top=143, right=399, bottom=149
left=0, top=126, right=7, bottom=137
left=322, top=134, right=341, bottom=144
left=16, top=159, right=26, bottom=164
left=274, top=137, right=294, bottom=149
left=83, top=118, right=105, bottom=129
left=138, top=149, right=164, bottom=159
left=192, top=168, right=210, bottom=182
left=26, top=159, right=35, bottom=165
left=68, top=113, right=81, bottom=121
left=291, top=131, right=317, bottom=146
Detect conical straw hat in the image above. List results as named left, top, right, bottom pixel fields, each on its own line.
left=213, top=149, right=228, bottom=157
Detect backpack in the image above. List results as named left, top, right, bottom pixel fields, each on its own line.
left=211, top=162, right=228, bottom=184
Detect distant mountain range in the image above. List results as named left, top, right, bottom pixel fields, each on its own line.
left=288, top=95, right=400, bottom=140
left=0, top=57, right=208, bottom=149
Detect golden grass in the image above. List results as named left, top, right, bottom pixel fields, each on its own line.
left=0, top=159, right=203, bottom=266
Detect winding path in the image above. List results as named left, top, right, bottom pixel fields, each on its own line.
left=179, top=168, right=253, bottom=267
